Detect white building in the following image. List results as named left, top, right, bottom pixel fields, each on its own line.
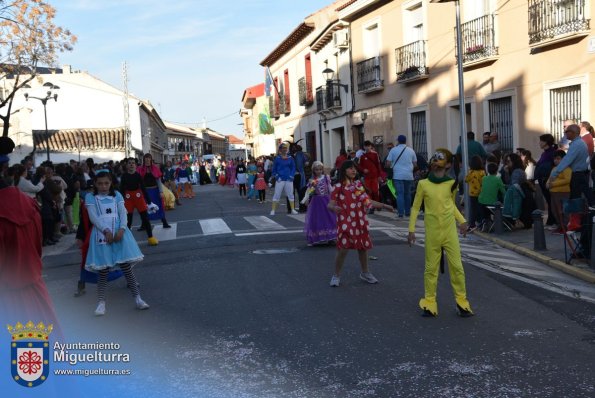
left=3, top=65, right=165, bottom=165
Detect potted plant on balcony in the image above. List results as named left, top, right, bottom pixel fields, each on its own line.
left=465, top=44, right=485, bottom=55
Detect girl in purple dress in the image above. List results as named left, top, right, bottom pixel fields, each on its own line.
left=303, top=161, right=337, bottom=246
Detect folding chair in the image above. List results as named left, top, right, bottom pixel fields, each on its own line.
left=562, top=198, right=586, bottom=264
left=485, top=205, right=514, bottom=232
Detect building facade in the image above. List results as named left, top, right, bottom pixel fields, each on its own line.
left=3, top=66, right=168, bottom=165
left=256, top=0, right=594, bottom=165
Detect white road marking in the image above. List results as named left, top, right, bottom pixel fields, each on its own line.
left=199, top=218, right=232, bottom=235
left=287, top=214, right=306, bottom=223
left=244, top=216, right=286, bottom=230
left=235, top=229, right=303, bottom=237
left=152, top=223, right=177, bottom=241
left=367, top=218, right=396, bottom=228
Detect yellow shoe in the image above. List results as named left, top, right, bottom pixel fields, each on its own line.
left=148, top=237, right=159, bottom=246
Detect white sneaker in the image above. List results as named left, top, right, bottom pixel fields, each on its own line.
left=359, top=272, right=378, bottom=284
left=291, top=209, right=299, bottom=215
left=94, top=301, right=106, bottom=316
left=269, top=210, right=275, bottom=216
left=135, top=296, right=150, bottom=310
left=329, top=275, right=340, bottom=287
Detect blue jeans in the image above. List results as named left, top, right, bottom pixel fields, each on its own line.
left=394, top=179, right=412, bottom=216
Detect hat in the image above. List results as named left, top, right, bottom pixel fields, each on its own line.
left=397, top=135, right=406, bottom=143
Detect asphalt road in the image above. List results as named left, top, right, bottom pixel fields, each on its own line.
left=39, top=183, right=595, bottom=398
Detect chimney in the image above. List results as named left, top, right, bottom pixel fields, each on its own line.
left=62, top=64, right=72, bottom=74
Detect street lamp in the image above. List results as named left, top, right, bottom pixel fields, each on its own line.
left=360, top=112, right=367, bottom=149
left=75, top=133, right=82, bottom=163
left=430, top=0, right=470, bottom=218
left=322, top=67, right=349, bottom=92
left=24, top=82, right=60, bottom=162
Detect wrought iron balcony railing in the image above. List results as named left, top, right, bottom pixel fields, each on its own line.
left=269, top=96, right=280, bottom=118
left=459, top=14, right=498, bottom=64
left=356, top=56, right=383, bottom=93
left=325, top=80, right=342, bottom=109
left=395, top=40, right=428, bottom=82
left=528, top=0, right=590, bottom=45
left=298, top=77, right=314, bottom=106
left=315, top=81, right=344, bottom=112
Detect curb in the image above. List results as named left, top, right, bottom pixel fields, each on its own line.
left=473, top=231, right=595, bottom=284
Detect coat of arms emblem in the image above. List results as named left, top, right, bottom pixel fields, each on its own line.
left=7, top=321, right=53, bottom=387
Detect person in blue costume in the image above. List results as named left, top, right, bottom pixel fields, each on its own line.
left=74, top=179, right=123, bottom=297
left=246, top=158, right=258, bottom=200
left=84, top=170, right=150, bottom=316
left=270, top=143, right=297, bottom=215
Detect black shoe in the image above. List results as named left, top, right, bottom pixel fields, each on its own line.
left=456, top=304, right=474, bottom=318
left=421, top=309, right=436, bottom=317
left=162, top=223, right=171, bottom=229
left=50, top=238, right=60, bottom=244
left=43, top=239, right=55, bottom=246
left=137, top=226, right=145, bottom=231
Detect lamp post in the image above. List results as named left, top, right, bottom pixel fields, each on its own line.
left=430, top=0, right=470, bottom=218
left=24, top=82, right=60, bottom=162
left=360, top=112, right=367, bottom=150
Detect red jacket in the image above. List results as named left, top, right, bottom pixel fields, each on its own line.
left=357, top=150, right=384, bottom=179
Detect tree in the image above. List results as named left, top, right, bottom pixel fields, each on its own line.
left=0, top=0, right=76, bottom=136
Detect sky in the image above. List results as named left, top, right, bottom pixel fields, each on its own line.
left=50, top=0, right=335, bottom=138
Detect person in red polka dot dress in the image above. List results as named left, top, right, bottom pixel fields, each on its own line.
left=327, top=160, right=394, bottom=287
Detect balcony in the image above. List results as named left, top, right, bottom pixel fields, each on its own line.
left=269, top=96, right=280, bottom=118
left=298, top=77, right=314, bottom=106
left=460, top=14, right=499, bottom=66
left=529, top=0, right=590, bottom=48
left=356, top=56, right=383, bottom=93
left=395, top=40, right=429, bottom=83
left=315, top=81, right=344, bottom=113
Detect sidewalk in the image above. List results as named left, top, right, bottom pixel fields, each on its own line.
left=474, top=224, right=595, bottom=284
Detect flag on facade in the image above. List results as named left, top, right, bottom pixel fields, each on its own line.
left=264, top=66, right=274, bottom=97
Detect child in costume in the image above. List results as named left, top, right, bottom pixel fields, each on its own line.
left=407, top=149, right=473, bottom=317
left=236, top=160, right=247, bottom=197
left=478, top=162, right=506, bottom=232
left=246, top=159, right=258, bottom=200
left=138, top=154, right=171, bottom=228
left=175, top=161, right=194, bottom=199
left=464, top=155, right=486, bottom=231
left=254, top=165, right=267, bottom=203
left=163, top=160, right=182, bottom=206
left=545, top=150, right=571, bottom=234
left=85, top=170, right=149, bottom=316
left=218, top=164, right=226, bottom=186
left=303, top=161, right=337, bottom=246
left=119, top=158, right=158, bottom=246
left=75, top=180, right=123, bottom=297
left=327, top=160, right=393, bottom=286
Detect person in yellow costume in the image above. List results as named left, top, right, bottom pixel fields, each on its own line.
left=407, top=148, right=474, bottom=317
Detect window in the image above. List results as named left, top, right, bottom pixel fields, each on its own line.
left=403, top=1, right=424, bottom=44
left=363, top=21, right=380, bottom=59
left=283, top=69, right=291, bottom=114
left=410, top=111, right=428, bottom=161
left=549, top=84, right=581, bottom=143
left=305, top=54, right=313, bottom=104
left=464, top=0, right=491, bottom=21
left=488, top=97, right=514, bottom=154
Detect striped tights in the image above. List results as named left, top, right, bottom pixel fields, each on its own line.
left=97, top=263, right=140, bottom=302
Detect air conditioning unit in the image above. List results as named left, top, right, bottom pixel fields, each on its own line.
left=333, top=30, right=349, bottom=49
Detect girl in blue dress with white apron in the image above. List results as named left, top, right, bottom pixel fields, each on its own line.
left=85, top=170, right=149, bottom=316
